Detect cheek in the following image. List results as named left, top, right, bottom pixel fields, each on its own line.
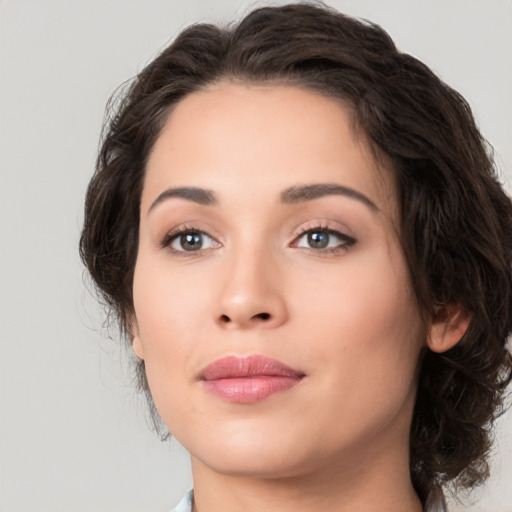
left=286, top=254, right=424, bottom=450
left=133, top=254, right=211, bottom=344
left=295, top=247, right=424, bottom=393
left=131, top=258, right=209, bottom=399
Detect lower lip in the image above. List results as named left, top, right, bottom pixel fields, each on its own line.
left=203, top=376, right=302, bottom=403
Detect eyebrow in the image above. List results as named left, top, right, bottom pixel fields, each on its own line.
left=281, top=183, right=378, bottom=211
left=148, top=187, right=218, bottom=213
left=148, top=182, right=378, bottom=213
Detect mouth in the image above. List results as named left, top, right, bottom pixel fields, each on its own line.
left=199, top=355, right=306, bottom=404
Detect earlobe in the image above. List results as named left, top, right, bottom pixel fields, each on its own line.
left=130, top=317, right=145, bottom=360
left=132, top=336, right=145, bottom=360
left=427, top=304, right=471, bottom=353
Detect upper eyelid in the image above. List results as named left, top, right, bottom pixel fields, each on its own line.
left=292, top=220, right=354, bottom=238
left=293, top=227, right=355, bottom=243
left=295, top=226, right=352, bottom=237
left=291, top=224, right=357, bottom=251
left=161, top=227, right=214, bottom=248
left=160, top=224, right=221, bottom=245
left=161, top=228, right=221, bottom=255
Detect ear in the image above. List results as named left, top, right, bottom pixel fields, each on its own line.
left=130, top=316, right=145, bottom=360
left=427, top=304, right=471, bottom=353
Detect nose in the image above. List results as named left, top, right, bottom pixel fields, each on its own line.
left=214, top=247, right=288, bottom=330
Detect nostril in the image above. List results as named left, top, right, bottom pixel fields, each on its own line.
left=254, top=312, right=271, bottom=321
left=218, top=312, right=273, bottom=325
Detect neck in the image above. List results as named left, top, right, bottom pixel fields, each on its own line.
left=189, top=440, right=423, bottom=512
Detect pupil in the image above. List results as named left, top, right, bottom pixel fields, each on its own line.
left=308, top=231, right=329, bottom=248
left=181, top=233, right=202, bottom=251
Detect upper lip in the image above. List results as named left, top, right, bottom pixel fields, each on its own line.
left=199, top=355, right=305, bottom=381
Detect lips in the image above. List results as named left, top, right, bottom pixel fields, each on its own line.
left=199, top=355, right=305, bottom=403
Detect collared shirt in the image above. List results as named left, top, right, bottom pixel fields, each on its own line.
left=171, top=489, right=447, bottom=512
left=172, top=490, right=194, bottom=512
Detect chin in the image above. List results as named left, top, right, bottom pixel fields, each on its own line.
left=184, top=424, right=311, bottom=479
left=193, top=449, right=307, bottom=480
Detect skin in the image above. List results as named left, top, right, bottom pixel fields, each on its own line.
left=132, top=83, right=465, bottom=512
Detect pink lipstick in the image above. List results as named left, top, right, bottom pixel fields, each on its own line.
left=199, top=355, right=305, bottom=403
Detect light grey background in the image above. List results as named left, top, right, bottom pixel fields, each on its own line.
left=1, top=0, right=511, bottom=511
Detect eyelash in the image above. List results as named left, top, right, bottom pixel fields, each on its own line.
left=160, top=224, right=356, bottom=256
left=160, top=225, right=220, bottom=255
left=292, top=225, right=356, bottom=255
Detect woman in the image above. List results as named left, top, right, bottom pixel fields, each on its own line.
left=80, top=3, right=512, bottom=511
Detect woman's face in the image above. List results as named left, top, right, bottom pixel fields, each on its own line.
left=133, top=83, right=426, bottom=479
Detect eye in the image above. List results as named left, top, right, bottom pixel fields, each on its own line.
left=293, top=228, right=355, bottom=252
left=162, top=228, right=220, bottom=253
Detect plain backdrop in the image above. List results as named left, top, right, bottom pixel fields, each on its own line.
left=1, top=1, right=511, bottom=511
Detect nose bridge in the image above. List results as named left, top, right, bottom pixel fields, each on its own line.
left=215, top=239, right=287, bottom=329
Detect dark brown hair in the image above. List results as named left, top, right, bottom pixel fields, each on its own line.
left=80, top=2, right=512, bottom=503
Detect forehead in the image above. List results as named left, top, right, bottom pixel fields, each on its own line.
left=142, top=82, right=396, bottom=215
